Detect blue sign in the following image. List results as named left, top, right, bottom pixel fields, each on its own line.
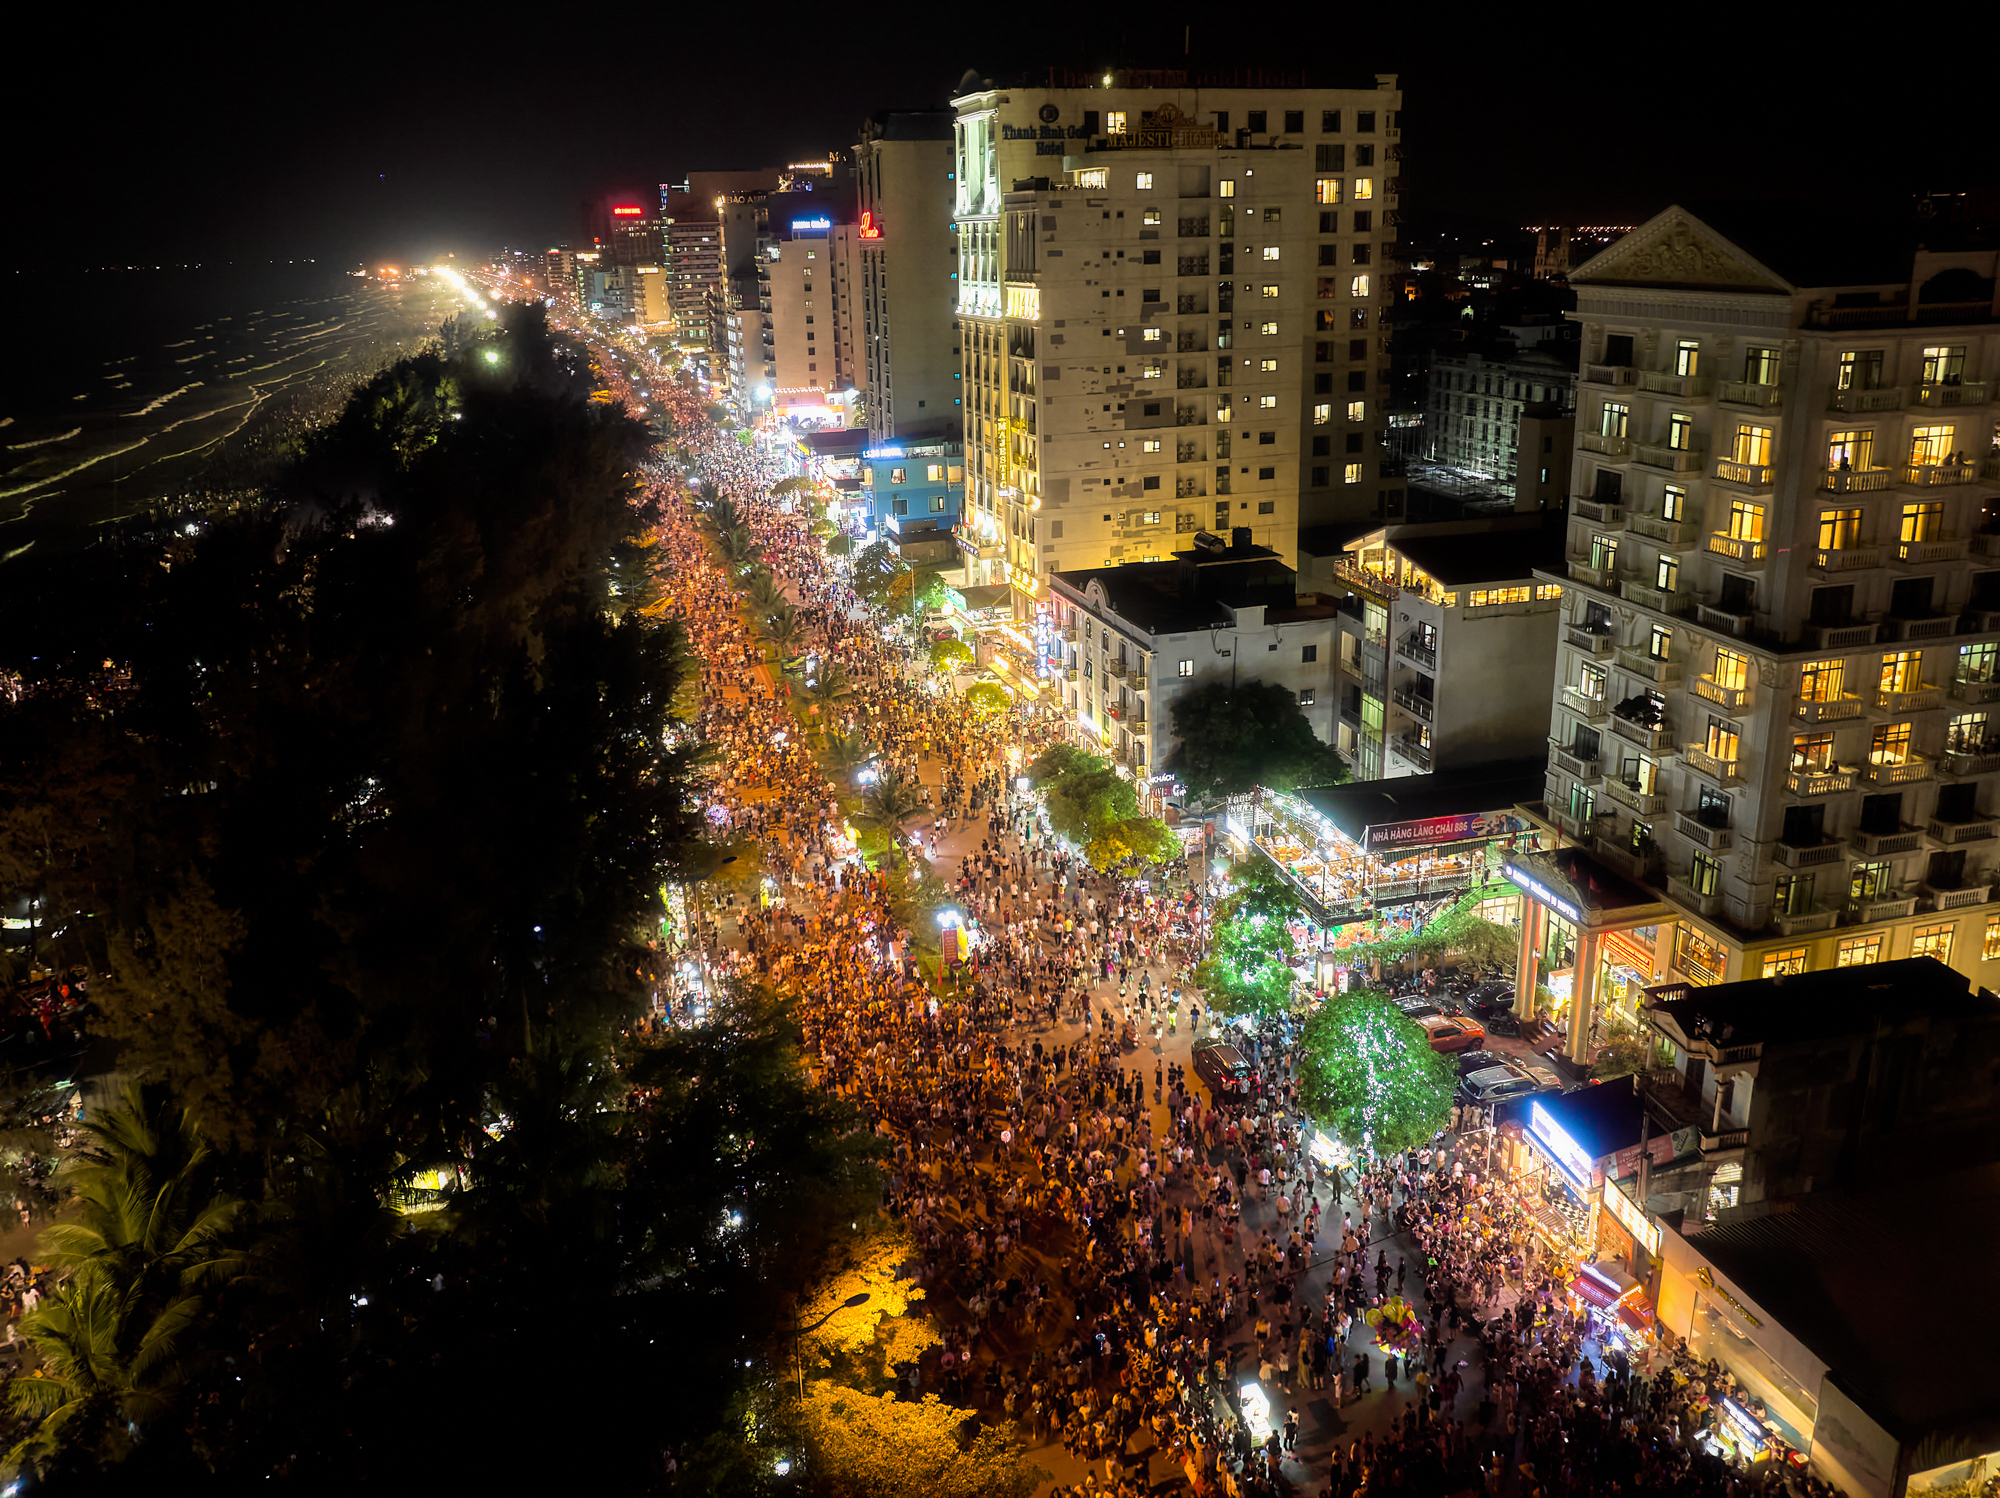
left=791, top=217, right=832, bottom=232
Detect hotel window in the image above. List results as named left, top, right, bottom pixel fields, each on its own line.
left=1730, top=423, right=1770, bottom=464
left=1075, top=168, right=1108, bottom=189
left=1762, top=948, right=1808, bottom=978
left=1313, top=402, right=1332, bottom=425
left=1948, top=711, right=1989, bottom=753
left=1705, top=716, right=1740, bottom=763
left=1714, top=648, right=1748, bottom=691
left=1261, top=321, right=1279, bottom=335
left=1819, top=507, right=1863, bottom=553
left=1836, top=934, right=1884, bottom=967
left=1299, top=688, right=1316, bottom=706
left=1142, top=511, right=1160, bottom=524
left=1827, top=429, right=1874, bottom=472
left=926, top=463, right=944, bottom=482
left=1961, top=642, right=1998, bottom=683
left=1601, top=402, right=1630, bottom=438
left=1661, top=484, right=1687, bottom=521
left=1870, top=720, right=1913, bottom=766
left=1910, top=424, right=1955, bottom=466
left=1178, top=658, right=1193, bottom=677
left=1106, top=111, right=1128, bottom=133
left=1261, top=284, right=1280, bottom=299
left=1675, top=927, right=1724, bottom=985
left=1353, top=178, right=1373, bottom=199
left=1141, top=439, right=1161, bottom=452
left=1674, top=340, right=1701, bottom=377
left=1578, top=663, right=1607, bottom=701
left=1838, top=349, right=1885, bottom=390
left=1742, top=346, right=1781, bottom=386
left=1347, top=400, right=1365, bottom=421
left=1258, top=395, right=1277, bottom=409
left=1799, top=658, right=1846, bottom=703
left=1728, top=501, right=1765, bottom=542
left=1921, top=345, right=1966, bottom=385
left=1987, top=913, right=2000, bottom=960
left=1689, top=851, right=1723, bottom=896
left=1774, top=874, right=1815, bottom=918
left=1218, top=179, right=1235, bottom=198
left=1316, top=178, right=1343, bottom=204
left=1880, top=649, right=1922, bottom=694
left=1262, top=246, right=1280, bottom=261
left=1912, top=922, right=1956, bottom=963
left=1900, top=502, right=1944, bottom=543
left=1350, top=274, right=1370, bottom=298
left=1648, top=622, right=1672, bottom=661
left=1668, top=412, right=1696, bottom=451
left=1792, top=732, right=1835, bottom=772
left=1655, top=554, right=1680, bottom=591
left=1590, top=534, right=1620, bottom=572
left=1343, top=462, right=1363, bottom=483
left=1851, top=860, right=1894, bottom=903
left=890, top=467, right=907, bottom=484
left=1141, top=327, right=1162, bottom=342
left=1260, top=358, right=1278, bottom=372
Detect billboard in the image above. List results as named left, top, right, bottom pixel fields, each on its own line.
left=1364, top=809, right=1522, bottom=853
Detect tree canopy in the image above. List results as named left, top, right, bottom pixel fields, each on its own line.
left=1194, top=858, right=1306, bottom=1019
left=1296, top=988, right=1458, bottom=1158
left=1023, top=746, right=1177, bottom=875
left=1164, top=681, right=1348, bottom=801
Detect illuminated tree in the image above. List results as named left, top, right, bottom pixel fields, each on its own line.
left=802, top=1384, right=1044, bottom=1498
left=1193, top=858, right=1306, bottom=1019
left=963, top=682, right=1009, bottom=720
left=929, top=638, right=974, bottom=673
left=1297, top=989, right=1457, bottom=1158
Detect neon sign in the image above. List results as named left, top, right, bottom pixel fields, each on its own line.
left=859, top=210, right=883, bottom=240
left=1528, top=1101, right=1595, bottom=1191
left=1504, top=863, right=1582, bottom=924
left=612, top=206, right=644, bottom=217
left=791, top=217, right=832, bottom=232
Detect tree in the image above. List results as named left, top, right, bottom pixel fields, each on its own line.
left=929, top=638, right=974, bottom=673
left=1194, top=860, right=1305, bottom=1019
left=1165, top=681, right=1348, bottom=801
left=964, top=682, right=1009, bottom=721
left=854, top=771, right=927, bottom=865
left=1296, top=989, right=1457, bottom=1158
left=1023, top=746, right=1176, bottom=875
left=801, top=1384, right=1044, bottom=1498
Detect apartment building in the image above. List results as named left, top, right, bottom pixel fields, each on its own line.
left=765, top=216, right=861, bottom=423
left=950, top=68, right=1405, bottom=622
left=1425, top=339, right=1578, bottom=504
left=661, top=170, right=786, bottom=351
left=1532, top=202, right=2000, bottom=1010
left=854, top=111, right=961, bottom=443
left=1047, top=531, right=1337, bottom=773
left=1298, top=520, right=1565, bottom=779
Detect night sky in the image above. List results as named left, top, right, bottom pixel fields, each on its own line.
left=13, top=10, right=1993, bottom=272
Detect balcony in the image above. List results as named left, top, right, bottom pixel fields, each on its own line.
left=1638, top=370, right=1711, bottom=399
left=1692, top=676, right=1751, bottom=713
left=1698, top=604, right=1755, bottom=637
left=1667, top=877, right=1725, bottom=918
left=1926, top=882, right=1992, bottom=911
left=1813, top=546, right=1885, bottom=574
left=1567, top=558, right=1621, bottom=590
left=1176, top=334, right=1207, bottom=354
left=1771, top=904, right=1840, bottom=936
left=1865, top=755, right=1932, bottom=785
left=1929, top=816, right=1998, bottom=844
left=1712, top=460, right=1775, bottom=492
left=1392, top=735, right=1433, bottom=771
left=1675, top=812, right=1732, bottom=850
left=1851, top=893, right=1918, bottom=921
left=1178, top=218, right=1210, bottom=238
left=1396, top=634, right=1438, bottom=670
left=1943, top=748, right=2000, bottom=777
left=1826, top=385, right=1904, bottom=414
left=1604, top=778, right=1669, bottom=816
left=1395, top=688, right=1436, bottom=723
left=1177, top=256, right=1211, bottom=277
left=1771, top=838, right=1847, bottom=868
left=1875, top=684, right=1945, bottom=714
left=1804, top=621, right=1879, bottom=649
left=1787, top=765, right=1858, bottom=797
left=1881, top=614, right=1957, bottom=642
left=1561, top=686, right=1607, bottom=722
left=1717, top=380, right=1784, bottom=409
left=1175, top=371, right=1208, bottom=390
left=1566, top=624, right=1616, bottom=656
left=1819, top=467, right=1896, bottom=494
left=1550, top=741, right=1602, bottom=782
left=1594, top=841, right=1663, bottom=883
left=1850, top=824, right=1925, bottom=857
left=1684, top=744, right=1745, bottom=787
left=1796, top=694, right=1866, bottom=723
left=1894, top=537, right=1968, bottom=566
left=1952, top=676, right=2000, bottom=704
left=1627, top=512, right=1702, bottom=546
left=1175, top=406, right=1206, bottom=426
left=1622, top=579, right=1699, bottom=615
left=1706, top=532, right=1768, bottom=567
left=1610, top=712, right=1676, bottom=752
left=1617, top=645, right=1681, bottom=684
left=1584, top=363, right=1638, bottom=388
left=1573, top=497, right=1626, bottom=527
left=1904, top=462, right=1978, bottom=488
left=1912, top=380, right=1988, bottom=408
left=1579, top=431, right=1632, bottom=458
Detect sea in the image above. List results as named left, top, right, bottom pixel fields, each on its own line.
left=0, top=262, right=470, bottom=562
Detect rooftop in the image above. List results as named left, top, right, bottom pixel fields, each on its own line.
left=1684, top=1165, right=2000, bottom=1447
left=1495, top=1073, right=1644, bottom=1165
left=1053, top=551, right=1301, bottom=635
left=1298, top=757, right=1547, bottom=847
left=1375, top=523, right=1567, bottom=589
left=1501, top=846, right=1665, bottom=917
left=1644, top=956, right=1995, bottom=1049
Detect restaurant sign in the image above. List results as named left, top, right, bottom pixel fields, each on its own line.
left=1365, top=809, right=1522, bottom=853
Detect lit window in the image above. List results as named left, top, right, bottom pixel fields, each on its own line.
left=1986, top=913, right=2000, bottom=960
left=1135, top=172, right=1154, bottom=191
left=1261, top=284, right=1280, bottom=299
left=1106, top=111, right=1128, bottom=133
left=891, top=467, right=907, bottom=484
left=1346, top=400, right=1365, bottom=421
left=1178, top=658, right=1194, bottom=677
left=1315, top=178, right=1342, bottom=204
left=1142, top=439, right=1161, bottom=452
left=1351, top=275, right=1370, bottom=298
left=1313, top=402, right=1331, bottom=425
left=1343, top=462, right=1362, bottom=483
left=1353, top=178, right=1373, bottom=200
left=926, top=463, right=944, bottom=482
left=1259, top=395, right=1277, bottom=408
left=1076, top=168, right=1108, bottom=190
left=1218, top=179, right=1235, bottom=198
left=1141, top=327, right=1162, bottom=342
left=1143, top=209, right=1161, bottom=225
left=1262, top=246, right=1280, bottom=261
left=1299, top=689, right=1316, bottom=706
left=1911, top=424, right=1955, bottom=465
left=1259, top=358, right=1277, bottom=372
left=1911, top=922, right=1956, bottom=964
left=1260, top=321, right=1279, bottom=335
left=1837, top=935, right=1883, bottom=967
left=1762, top=948, right=1809, bottom=977
left=1143, top=511, right=1161, bottom=524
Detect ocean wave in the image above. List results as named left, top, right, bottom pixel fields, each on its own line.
left=6, top=428, right=81, bottom=451
left=163, top=338, right=198, bottom=349
left=173, top=353, right=208, bottom=364
left=0, top=440, right=151, bottom=500
left=128, top=383, right=204, bottom=417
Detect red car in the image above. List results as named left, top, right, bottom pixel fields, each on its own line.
left=1415, top=1013, right=1486, bottom=1053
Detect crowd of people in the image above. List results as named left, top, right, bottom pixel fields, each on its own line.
left=600, top=349, right=1841, bottom=1498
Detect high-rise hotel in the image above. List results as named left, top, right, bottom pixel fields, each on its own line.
left=949, top=68, right=1405, bottom=617
left=1516, top=203, right=2000, bottom=1042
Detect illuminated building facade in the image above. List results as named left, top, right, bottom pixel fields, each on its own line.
left=950, top=68, right=1405, bottom=619
left=1530, top=203, right=2000, bottom=1007
left=1425, top=340, right=1578, bottom=500
left=854, top=111, right=960, bottom=444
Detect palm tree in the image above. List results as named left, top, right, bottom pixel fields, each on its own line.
left=794, top=664, right=853, bottom=733
left=744, top=572, right=788, bottom=618
left=853, top=771, right=927, bottom=867
left=823, top=730, right=876, bottom=775
left=762, top=604, right=807, bottom=664
left=703, top=495, right=745, bottom=534
left=717, top=525, right=763, bottom=573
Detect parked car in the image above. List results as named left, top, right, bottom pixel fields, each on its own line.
left=1464, top=982, right=1516, bottom=1018
left=1458, top=1061, right=1564, bottom=1106
left=1191, top=1039, right=1252, bottom=1097
left=1415, top=1013, right=1486, bottom=1054
left=1393, top=997, right=1444, bottom=1021
left=1454, top=1048, right=1514, bottom=1078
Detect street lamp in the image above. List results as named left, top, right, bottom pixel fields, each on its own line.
left=795, top=1292, right=871, bottom=1401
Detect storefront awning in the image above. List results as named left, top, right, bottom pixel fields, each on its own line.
left=1570, top=1274, right=1623, bottom=1310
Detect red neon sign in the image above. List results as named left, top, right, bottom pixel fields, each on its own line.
left=858, top=210, right=883, bottom=239
left=612, top=206, right=643, bottom=216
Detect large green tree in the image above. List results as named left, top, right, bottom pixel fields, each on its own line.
left=1024, top=746, right=1176, bottom=875
left=1164, top=680, right=1349, bottom=800
left=1296, top=988, right=1458, bottom=1158
left=1194, top=859, right=1307, bottom=1019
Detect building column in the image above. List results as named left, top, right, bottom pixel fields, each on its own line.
left=1567, top=928, right=1602, bottom=1063
left=1516, top=899, right=1544, bottom=1023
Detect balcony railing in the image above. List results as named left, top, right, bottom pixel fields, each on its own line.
left=1814, top=546, right=1884, bottom=573
left=1566, top=625, right=1615, bottom=656
left=1579, top=432, right=1632, bottom=457
left=1684, top=744, right=1744, bottom=787
left=1567, top=558, right=1620, bottom=590
left=1550, top=741, right=1601, bottom=781
left=1622, top=579, right=1698, bottom=615
left=1698, top=604, right=1754, bottom=637
left=1627, top=513, right=1702, bottom=545
left=1943, top=748, right=2000, bottom=777
left=1951, top=676, right=2000, bottom=704
left=1850, top=825, right=1925, bottom=857
left=1610, top=713, right=1675, bottom=751
left=1395, top=689, right=1435, bottom=723
left=1771, top=839, right=1846, bottom=868
left=1852, top=893, right=1918, bottom=921
left=1635, top=442, right=1704, bottom=472
left=1820, top=467, right=1896, bottom=493
left=1927, top=883, right=1993, bottom=910
left=1912, top=380, right=1989, bottom=408
left=1865, top=755, right=1932, bottom=785
left=1667, top=876, right=1724, bottom=917
left=1603, top=778, right=1668, bottom=816
left=1826, top=385, right=1904, bottom=414
left=1616, top=646, right=1681, bottom=684
left=1717, top=380, right=1784, bottom=408
left=1904, top=462, right=1977, bottom=487
left=1875, top=684, right=1944, bottom=714
left=1713, top=460, right=1775, bottom=490
left=1930, top=816, right=1999, bottom=844
left=1882, top=614, right=1957, bottom=642
left=1561, top=686, right=1607, bottom=722
left=1895, top=537, right=1968, bottom=565
left=1787, top=765, right=1858, bottom=797
left=1796, top=694, right=1865, bottom=723
left=1584, top=364, right=1637, bottom=387
left=1771, top=905, right=1840, bottom=936
left=1675, top=813, right=1732, bottom=850
left=1805, top=621, right=1879, bottom=649
left=1638, top=371, right=1711, bottom=398
left=1392, top=735, right=1433, bottom=771
left=1572, top=497, right=1625, bottom=526
left=1707, top=531, right=1767, bottom=566
left=1692, top=676, right=1751, bottom=712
